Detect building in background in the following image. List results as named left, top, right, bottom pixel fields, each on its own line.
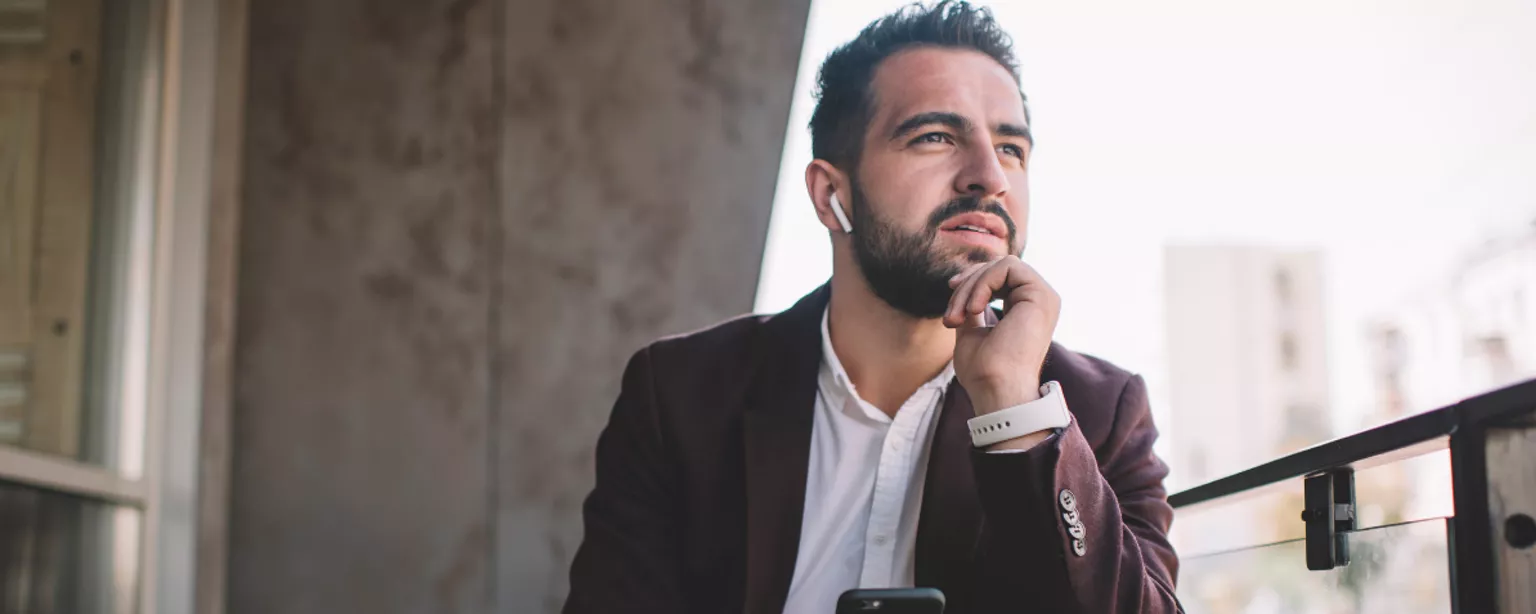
left=1164, top=245, right=1334, bottom=485
left=1163, top=245, right=1333, bottom=552
left=1368, top=219, right=1536, bottom=418
left=1363, top=219, right=1536, bottom=523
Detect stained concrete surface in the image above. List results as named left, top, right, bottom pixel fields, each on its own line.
left=231, top=0, right=500, bottom=611
left=231, top=0, right=812, bottom=612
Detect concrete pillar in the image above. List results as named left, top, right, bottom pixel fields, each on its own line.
left=229, top=0, right=811, bottom=612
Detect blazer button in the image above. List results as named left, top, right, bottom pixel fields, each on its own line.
left=1072, top=539, right=1087, bottom=556
left=1059, top=488, right=1077, bottom=512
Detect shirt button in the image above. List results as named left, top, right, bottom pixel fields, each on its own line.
left=873, top=535, right=890, bottom=546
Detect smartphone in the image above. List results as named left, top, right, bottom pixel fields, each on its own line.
left=836, top=588, right=945, bottom=614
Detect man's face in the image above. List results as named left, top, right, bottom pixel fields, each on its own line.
left=846, top=47, right=1032, bottom=318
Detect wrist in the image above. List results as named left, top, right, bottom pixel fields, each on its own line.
left=967, top=381, right=1071, bottom=449
left=969, top=377, right=1042, bottom=415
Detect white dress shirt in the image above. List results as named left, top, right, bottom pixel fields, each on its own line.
left=781, top=308, right=956, bottom=613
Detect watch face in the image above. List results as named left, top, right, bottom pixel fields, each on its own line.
left=1048, top=382, right=1071, bottom=427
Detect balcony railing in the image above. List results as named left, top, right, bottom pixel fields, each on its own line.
left=1168, top=378, right=1536, bottom=613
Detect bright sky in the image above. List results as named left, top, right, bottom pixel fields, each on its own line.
left=755, top=0, right=1536, bottom=479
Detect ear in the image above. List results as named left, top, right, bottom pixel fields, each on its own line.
left=805, top=159, right=853, bottom=234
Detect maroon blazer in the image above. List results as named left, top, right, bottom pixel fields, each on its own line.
left=566, top=285, right=1181, bottom=613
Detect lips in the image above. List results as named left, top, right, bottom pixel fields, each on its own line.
left=938, top=211, right=1008, bottom=240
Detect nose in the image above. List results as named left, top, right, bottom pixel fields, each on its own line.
left=953, top=139, right=1011, bottom=199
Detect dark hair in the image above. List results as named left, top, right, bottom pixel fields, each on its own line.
left=810, top=1, right=1027, bottom=170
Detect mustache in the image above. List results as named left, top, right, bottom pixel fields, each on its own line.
left=926, top=196, right=1017, bottom=241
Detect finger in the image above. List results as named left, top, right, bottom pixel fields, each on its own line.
left=965, top=257, right=1026, bottom=316
left=945, top=266, right=979, bottom=324
left=947, top=261, right=988, bottom=288
left=972, top=257, right=1052, bottom=317
left=997, top=261, right=1059, bottom=320
left=947, top=261, right=996, bottom=324
left=1002, top=259, right=1053, bottom=306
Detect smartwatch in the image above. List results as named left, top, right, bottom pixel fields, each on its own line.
left=968, top=381, right=1071, bottom=447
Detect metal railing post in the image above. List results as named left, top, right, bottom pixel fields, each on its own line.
left=1450, top=423, right=1493, bottom=614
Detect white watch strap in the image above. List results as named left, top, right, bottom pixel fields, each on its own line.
left=968, top=381, right=1071, bottom=447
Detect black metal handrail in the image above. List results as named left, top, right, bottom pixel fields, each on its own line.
left=1167, top=377, right=1536, bottom=613
left=1169, top=378, right=1536, bottom=509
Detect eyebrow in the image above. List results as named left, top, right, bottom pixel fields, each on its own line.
left=890, top=111, right=972, bottom=140
left=890, top=111, right=1034, bottom=147
left=997, top=122, right=1034, bottom=147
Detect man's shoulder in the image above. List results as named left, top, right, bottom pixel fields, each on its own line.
left=629, top=310, right=795, bottom=407
left=644, top=311, right=774, bottom=366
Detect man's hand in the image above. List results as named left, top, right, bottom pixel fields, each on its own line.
left=943, top=255, right=1061, bottom=417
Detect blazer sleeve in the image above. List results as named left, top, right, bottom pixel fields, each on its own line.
left=968, top=373, right=1182, bottom=613
left=565, top=347, right=684, bottom=613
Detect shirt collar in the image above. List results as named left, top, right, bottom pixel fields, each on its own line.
left=818, top=305, right=956, bottom=420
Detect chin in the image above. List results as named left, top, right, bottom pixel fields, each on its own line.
left=944, top=246, right=998, bottom=265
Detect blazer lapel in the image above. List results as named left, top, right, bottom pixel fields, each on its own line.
left=741, top=285, right=828, bottom=614
left=914, top=380, right=986, bottom=597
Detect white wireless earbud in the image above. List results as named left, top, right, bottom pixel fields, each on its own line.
left=829, top=193, right=854, bottom=234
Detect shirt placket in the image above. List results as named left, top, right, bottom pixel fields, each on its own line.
left=857, top=389, right=933, bottom=588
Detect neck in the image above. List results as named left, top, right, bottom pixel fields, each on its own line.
left=826, top=258, right=955, bottom=417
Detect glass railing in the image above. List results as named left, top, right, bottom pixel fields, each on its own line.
left=1168, top=378, right=1536, bottom=614
left=1179, top=518, right=1451, bottom=613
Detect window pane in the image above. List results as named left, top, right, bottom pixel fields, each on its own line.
left=0, top=0, right=152, bottom=468
left=1177, top=518, right=1451, bottom=614
left=0, top=479, right=140, bottom=614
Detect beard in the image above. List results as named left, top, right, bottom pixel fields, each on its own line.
left=847, top=180, right=1020, bottom=319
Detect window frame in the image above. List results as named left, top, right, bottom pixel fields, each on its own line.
left=0, top=0, right=236, bottom=612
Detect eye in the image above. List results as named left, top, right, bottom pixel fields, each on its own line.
left=911, top=132, right=954, bottom=146
left=999, top=143, right=1026, bottom=159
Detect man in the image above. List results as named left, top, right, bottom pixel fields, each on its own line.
left=565, top=2, right=1180, bottom=612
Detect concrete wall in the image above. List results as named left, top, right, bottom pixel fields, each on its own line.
left=229, top=0, right=811, bottom=612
